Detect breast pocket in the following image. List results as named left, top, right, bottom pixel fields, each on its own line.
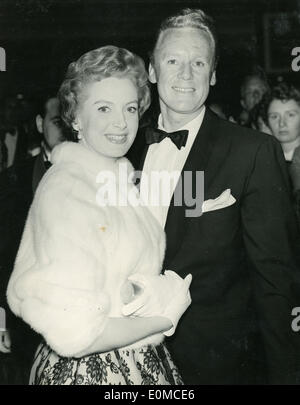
left=197, top=203, right=241, bottom=242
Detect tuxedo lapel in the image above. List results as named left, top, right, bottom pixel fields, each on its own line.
left=163, top=109, right=223, bottom=267
left=32, top=152, right=49, bottom=193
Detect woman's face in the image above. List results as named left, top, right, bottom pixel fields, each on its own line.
left=268, top=99, right=300, bottom=144
left=73, top=77, right=139, bottom=158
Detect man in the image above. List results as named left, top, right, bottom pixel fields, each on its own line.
left=239, top=66, right=269, bottom=126
left=32, top=96, right=68, bottom=192
left=2, top=94, right=31, bottom=169
left=128, top=8, right=300, bottom=384
left=0, top=95, right=68, bottom=383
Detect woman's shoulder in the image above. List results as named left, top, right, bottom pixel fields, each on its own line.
left=36, top=159, right=83, bottom=201
left=32, top=156, right=91, bottom=221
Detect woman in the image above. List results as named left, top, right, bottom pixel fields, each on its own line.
left=6, top=46, right=192, bottom=385
left=265, top=82, right=300, bottom=162
left=264, top=82, right=300, bottom=224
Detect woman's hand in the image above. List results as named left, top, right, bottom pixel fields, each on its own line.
left=0, top=330, right=11, bottom=354
left=122, top=271, right=192, bottom=336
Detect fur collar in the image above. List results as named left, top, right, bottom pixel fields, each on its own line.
left=51, top=141, right=133, bottom=178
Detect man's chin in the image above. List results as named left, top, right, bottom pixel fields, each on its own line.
left=172, top=105, right=205, bottom=115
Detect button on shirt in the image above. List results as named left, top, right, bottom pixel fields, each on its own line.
left=140, top=107, right=206, bottom=228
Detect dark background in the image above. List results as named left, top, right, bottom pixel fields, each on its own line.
left=1, top=0, right=300, bottom=116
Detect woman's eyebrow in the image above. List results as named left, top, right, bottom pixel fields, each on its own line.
left=92, top=99, right=138, bottom=105
left=93, top=99, right=113, bottom=105
left=126, top=100, right=138, bottom=105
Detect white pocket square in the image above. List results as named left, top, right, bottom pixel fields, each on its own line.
left=202, top=189, right=236, bottom=213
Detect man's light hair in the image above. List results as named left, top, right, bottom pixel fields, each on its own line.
left=151, top=8, right=219, bottom=70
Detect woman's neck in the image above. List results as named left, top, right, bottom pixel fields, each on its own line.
left=281, top=137, right=300, bottom=157
left=79, top=138, right=118, bottom=164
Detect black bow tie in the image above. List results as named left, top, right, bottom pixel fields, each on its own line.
left=44, top=160, right=52, bottom=170
left=42, top=147, right=52, bottom=170
left=145, top=127, right=189, bottom=150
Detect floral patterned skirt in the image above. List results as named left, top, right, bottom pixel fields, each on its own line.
left=29, top=342, right=183, bottom=385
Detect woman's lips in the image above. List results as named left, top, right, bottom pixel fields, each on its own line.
left=172, top=86, right=195, bottom=93
left=105, top=133, right=127, bottom=144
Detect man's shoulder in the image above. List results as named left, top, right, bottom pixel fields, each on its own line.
left=210, top=112, right=277, bottom=153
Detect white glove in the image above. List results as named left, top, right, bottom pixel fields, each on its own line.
left=121, top=270, right=192, bottom=336
left=162, top=274, right=192, bottom=336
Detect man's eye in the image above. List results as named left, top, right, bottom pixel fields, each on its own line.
left=127, top=106, right=138, bottom=113
left=53, top=119, right=63, bottom=127
left=288, top=112, right=296, bottom=118
left=167, top=59, right=177, bottom=65
left=98, top=106, right=110, bottom=113
left=194, top=61, right=204, bottom=67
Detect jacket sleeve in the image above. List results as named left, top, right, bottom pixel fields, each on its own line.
left=7, top=169, right=111, bottom=357
left=241, top=135, right=300, bottom=384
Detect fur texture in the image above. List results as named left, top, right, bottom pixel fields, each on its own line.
left=7, top=142, right=166, bottom=357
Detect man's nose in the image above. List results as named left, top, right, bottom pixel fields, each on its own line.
left=178, top=62, right=193, bottom=80
left=252, top=90, right=262, bottom=102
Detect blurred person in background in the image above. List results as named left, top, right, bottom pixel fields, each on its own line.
left=248, top=98, right=272, bottom=135
left=238, top=65, right=270, bottom=127
left=264, top=82, right=300, bottom=225
left=266, top=82, right=300, bottom=163
left=32, top=95, right=70, bottom=192
left=2, top=94, right=34, bottom=169
left=0, top=94, right=69, bottom=384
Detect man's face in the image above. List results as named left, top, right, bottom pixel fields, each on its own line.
left=149, top=27, right=216, bottom=121
left=38, top=98, right=65, bottom=150
left=241, top=77, right=268, bottom=112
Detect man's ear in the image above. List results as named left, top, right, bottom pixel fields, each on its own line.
left=149, top=63, right=157, bottom=84
left=210, top=71, right=216, bottom=86
left=240, top=99, right=246, bottom=110
left=36, top=115, right=43, bottom=134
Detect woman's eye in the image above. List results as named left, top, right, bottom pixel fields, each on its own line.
left=167, top=59, right=177, bottom=65
left=127, top=106, right=138, bottom=113
left=98, top=106, right=110, bottom=113
left=268, top=114, right=278, bottom=120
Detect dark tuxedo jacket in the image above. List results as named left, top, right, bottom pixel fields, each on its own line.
left=32, top=150, right=50, bottom=194
left=128, top=108, right=300, bottom=384
left=0, top=156, right=40, bottom=383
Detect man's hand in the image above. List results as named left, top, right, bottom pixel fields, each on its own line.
left=0, top=330, right=11, bottom=354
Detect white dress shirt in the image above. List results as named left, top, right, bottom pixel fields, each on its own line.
left=140, top=107, right=206, bottom=228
